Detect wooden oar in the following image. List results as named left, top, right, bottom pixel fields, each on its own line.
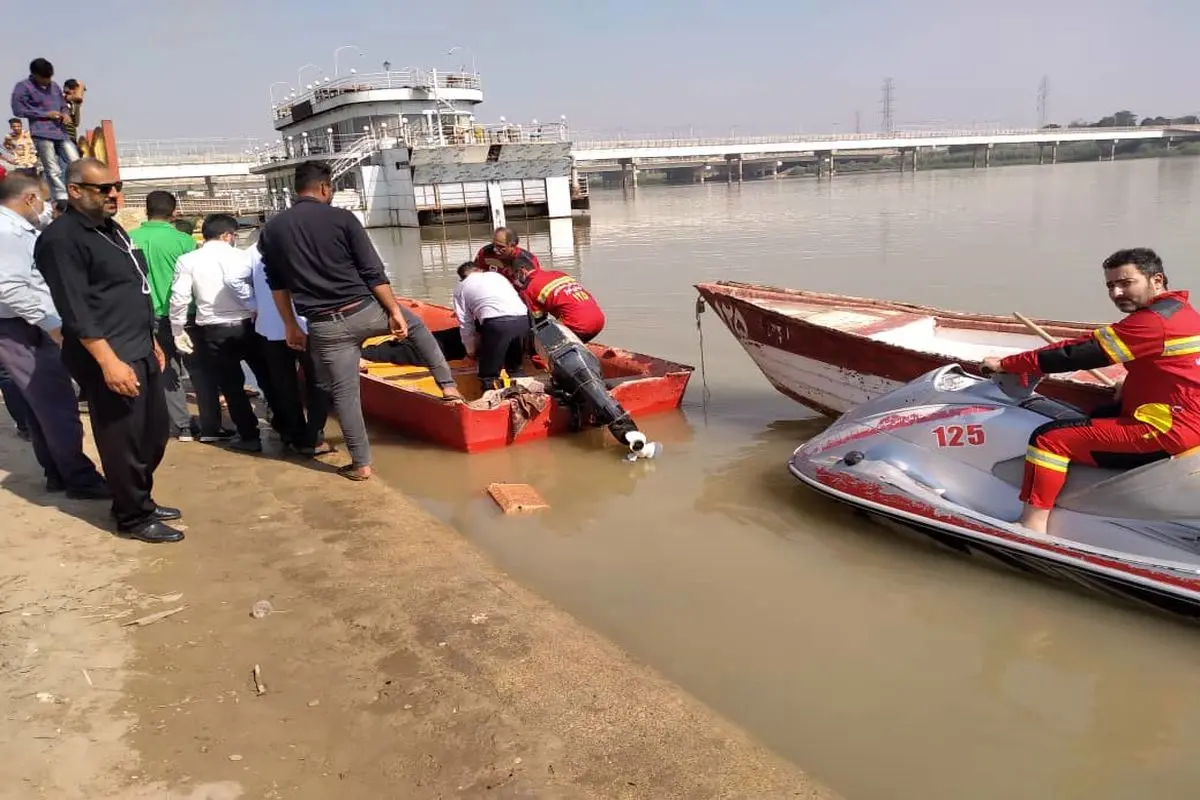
left=1012, top=311, right=1117, bottom=387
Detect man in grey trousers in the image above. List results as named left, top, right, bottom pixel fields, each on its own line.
left=0, top=172, right=108, bottom=496
left=258, top=161, right=463, bottom=481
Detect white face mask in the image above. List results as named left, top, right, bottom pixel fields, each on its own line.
left=36, top=203, right=53, bottom=229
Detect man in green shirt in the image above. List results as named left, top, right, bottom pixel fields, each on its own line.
left=129, top=191, right=199, bottom=440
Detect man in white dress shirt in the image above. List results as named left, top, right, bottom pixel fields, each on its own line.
left=168, top=214, right=261, bottom=452
left=452, top=261, right=531, bottom=391
left=225, top=241, right=330, bottom=457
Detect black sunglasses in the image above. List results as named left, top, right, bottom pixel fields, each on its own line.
left=74, top=181, right=124, bottom=195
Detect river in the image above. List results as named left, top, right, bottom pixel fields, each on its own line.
left=364, top=157, right=1200, bottom=800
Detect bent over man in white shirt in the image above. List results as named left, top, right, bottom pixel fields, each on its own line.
left=452, top=261, right=531, bottom=391
left=168, top=214, right=261, bottom=452
left=225, top=241, right=331, bottom=457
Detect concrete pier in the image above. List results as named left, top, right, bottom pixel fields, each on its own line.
left=970, top=144, right=993, bottom=168
left=620, top=158, right=638, bottom=189
left=726, top=155, right=744, bottom=183
left=815, top=151, right=835, bottom=179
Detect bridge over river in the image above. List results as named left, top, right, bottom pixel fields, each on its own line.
left=115, top=125, right=1200, bottom=186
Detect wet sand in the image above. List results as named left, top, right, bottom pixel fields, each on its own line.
left=0, top=427, right=838, bottom=799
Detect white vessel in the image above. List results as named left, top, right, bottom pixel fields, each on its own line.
left=252, top=65, right=588, bottom=228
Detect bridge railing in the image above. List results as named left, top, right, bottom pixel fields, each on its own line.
left=117, top=125, right=1182, bottom=171
left=118, top=138, right=268, bottom=166
left=570, top=126, right=1160, bottom=150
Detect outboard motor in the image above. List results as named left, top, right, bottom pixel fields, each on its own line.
left=530, top=315, right=659, bottom=459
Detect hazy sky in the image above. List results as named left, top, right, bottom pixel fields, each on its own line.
left=4, top=0, right=1196, bottom=144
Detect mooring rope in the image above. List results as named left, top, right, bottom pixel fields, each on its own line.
left=694, top=295, right=712, bottom=408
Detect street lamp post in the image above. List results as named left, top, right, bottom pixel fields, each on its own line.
left=334, top=44, right=365, bottom=77
left=446, top=45, right=476, bottom=76
left=297, top=64, right=322, bottom=91
left=268, top=81, right=293, bottom=106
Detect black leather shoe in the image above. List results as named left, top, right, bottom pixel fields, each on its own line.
left=153, top=505, right=182, bottom=521
left=65, top=483, right=112, bottom=501
left=116, top=521, right=184, bottom=544
left=227, top=437, right=262, bottom=453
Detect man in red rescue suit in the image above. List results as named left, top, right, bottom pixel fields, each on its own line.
left=983, top=248, right=1200, bottom=535
left=511, top=252, right=606, bottom=342
left=474, top=226, right=541, bottom=283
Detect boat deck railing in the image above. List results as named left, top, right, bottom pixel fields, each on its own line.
left=258, top=121, right=570, bottom=165
left=272, top=69, right=481, bottom=120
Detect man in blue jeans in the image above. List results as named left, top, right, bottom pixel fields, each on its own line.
left=259, top=161, right=462, bottom=481
left=10, top=58, right=79, bottom=201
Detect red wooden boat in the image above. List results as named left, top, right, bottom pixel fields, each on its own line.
left=359, top=298, right=694, bottom=453
left=695, top=281, right=1124, bottom=416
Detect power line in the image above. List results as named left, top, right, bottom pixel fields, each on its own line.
left=1037, top=75, right=1049, bottom=128
left=881, top=78, right=895, bottom=134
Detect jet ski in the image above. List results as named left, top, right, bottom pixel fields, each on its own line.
left=530, top=314, right=660, bottom=459
left=787, top=362, right=1200, bottom=619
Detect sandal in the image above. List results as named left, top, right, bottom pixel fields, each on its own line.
left=337, top=464, right=371, bottom=481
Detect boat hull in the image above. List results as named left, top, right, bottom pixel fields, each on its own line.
left=360, top=299, right=693, bottom=453
left=696, top=281, right=1122, bottom=416
left=789, top=461, right=1200, bottom=620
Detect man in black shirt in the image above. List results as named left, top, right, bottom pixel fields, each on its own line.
left=259, top=161, right=462, bottom=481
left=35, top=158, right=183, bottom=543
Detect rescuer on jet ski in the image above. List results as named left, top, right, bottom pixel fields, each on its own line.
left=982, top=248, right=1200, bottom=535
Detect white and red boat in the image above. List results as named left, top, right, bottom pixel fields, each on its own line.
left=698, top=281, right=1200, bottom=618
left=694, top=281, right=1125, bottom=416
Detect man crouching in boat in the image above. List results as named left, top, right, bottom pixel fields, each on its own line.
left=453, top=261, right=532, bottom=391
left=511, top=253, right=606, bottom=343
left=982, top=248, right=1200, bottom=535
left=475, top=226, right=540, bottom=282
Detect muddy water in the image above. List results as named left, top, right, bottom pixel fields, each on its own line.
left=366, top=158, right=1200, bottom=800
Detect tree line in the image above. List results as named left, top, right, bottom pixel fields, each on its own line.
left=1042, top=111, right=1199, bottom=129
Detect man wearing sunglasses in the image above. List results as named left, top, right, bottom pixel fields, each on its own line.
left=473, top=226, right=541, bottom=284
left=35, top=158, right=182, bottom=544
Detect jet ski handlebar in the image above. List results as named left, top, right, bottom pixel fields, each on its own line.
left=976, top=363, right=1039, bottom=401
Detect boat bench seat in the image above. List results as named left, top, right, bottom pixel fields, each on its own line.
left=363, top=360, right=547, bottom=401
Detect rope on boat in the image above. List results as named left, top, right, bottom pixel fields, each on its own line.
left=694, top=295, right=712, bottom=406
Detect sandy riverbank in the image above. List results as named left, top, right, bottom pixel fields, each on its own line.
left=0, top=425, right=840, bottom=799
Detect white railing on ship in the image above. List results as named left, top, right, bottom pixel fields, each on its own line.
left=272, top=69, right=481, bottom=119
left=258, top=121, right=570, bottom=164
